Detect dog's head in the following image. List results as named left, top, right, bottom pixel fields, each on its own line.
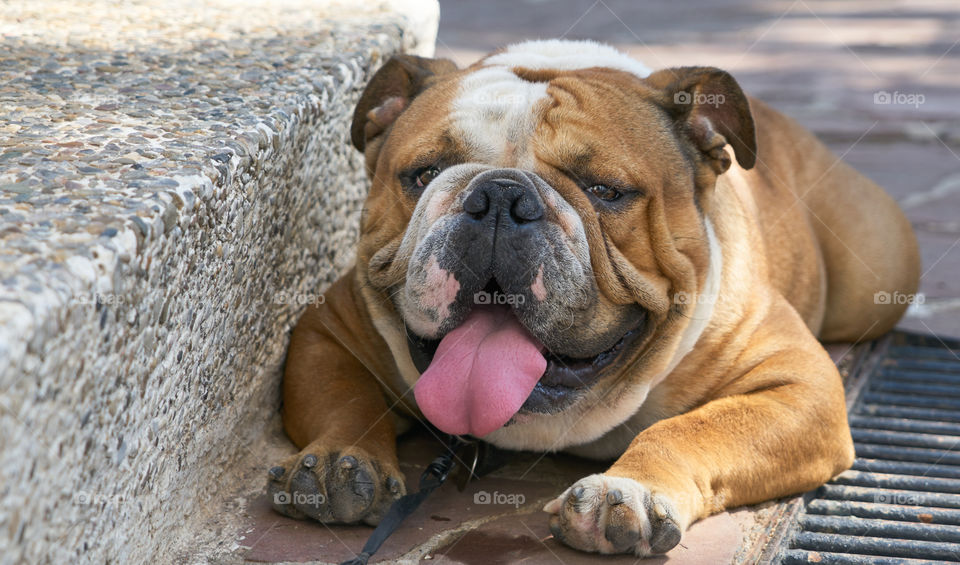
left=351, top=40, right=755, bottom=449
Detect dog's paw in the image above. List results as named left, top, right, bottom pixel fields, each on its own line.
left=266, top=444, right=405, bottom=526
left=543, top=474, right=683, bottom=556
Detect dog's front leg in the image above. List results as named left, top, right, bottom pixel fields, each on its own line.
left=545, top=306, right=855, bottom=556
left=267, top=275, right=406, bottom=525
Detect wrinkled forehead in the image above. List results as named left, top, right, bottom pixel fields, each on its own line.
left=447, top=40, right=652, bottom=167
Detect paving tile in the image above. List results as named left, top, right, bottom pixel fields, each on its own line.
left=898, top=228, right=960, bottom=339
left=832, top=142, right=960, bottom=204
left=428, top=509, right=742, bottom=565
left=240, top=470, right=481, bottom=563
left=241, top=431, right=606, bottom=563
left=242, top=496, right=378, bottom=564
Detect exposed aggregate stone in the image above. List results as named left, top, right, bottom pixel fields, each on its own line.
left=0, top=1, right=438, bottom=563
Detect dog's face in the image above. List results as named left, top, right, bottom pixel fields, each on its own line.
left=352, top=41, right=755, bottom=449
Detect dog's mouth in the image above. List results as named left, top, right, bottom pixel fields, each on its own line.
left=406, top=286, right=646, bottom=438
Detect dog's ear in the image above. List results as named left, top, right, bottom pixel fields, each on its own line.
left=647, top=67, right=757, bottom=173
left=351, top=55, right=458, bottom=152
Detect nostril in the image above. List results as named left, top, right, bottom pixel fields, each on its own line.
left=511, top=193, right=544, bottom=223
left=463, top=188, right=489, bottom=219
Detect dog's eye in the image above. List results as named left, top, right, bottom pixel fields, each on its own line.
left=586, top=184, right=622, bottom=202
left=414, top=166, right=441, bottom=189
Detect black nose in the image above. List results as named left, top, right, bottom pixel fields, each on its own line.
left=463, top=178, right=544, bottom=225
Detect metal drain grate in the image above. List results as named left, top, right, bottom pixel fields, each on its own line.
left=781, top=334, right=960, bottom=564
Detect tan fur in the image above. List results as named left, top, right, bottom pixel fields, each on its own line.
left=273, top=46, right=919, bottom=552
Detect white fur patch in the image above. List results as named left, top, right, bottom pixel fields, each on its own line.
left=485, top=39, right=652, bottom=79
left=452, top=40, right=650, bottom=168
left=452, top=66, right=548, bottom=167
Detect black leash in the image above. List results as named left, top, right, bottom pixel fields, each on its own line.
left=341, top=434, right=499, bottom=565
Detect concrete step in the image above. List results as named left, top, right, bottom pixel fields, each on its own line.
left=0, top=1, right=438, bottom=563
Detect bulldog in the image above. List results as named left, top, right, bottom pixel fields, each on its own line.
left=266, top=40, right=920, bottom=556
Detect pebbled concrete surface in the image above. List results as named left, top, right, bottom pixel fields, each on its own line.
left=0, top=1, right=437, bottom=563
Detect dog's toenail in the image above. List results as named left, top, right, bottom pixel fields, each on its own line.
left=387, top=477, right=401, bottom=493
left=303, top=454, right=318, bottom=468
left=549, top=520, right=564, bottom=541
left=268, top=466, right=285, bottom=480
left=606, top=489, right=623, bottom=505
left=339, top=455, right=358, bottom=469
left=653, top=503, right=668, bottom=520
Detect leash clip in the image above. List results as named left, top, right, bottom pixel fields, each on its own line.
left=419, top=434, right=467, bottom=490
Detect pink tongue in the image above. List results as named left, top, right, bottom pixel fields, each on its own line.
left=414, top=305, right=547, bottom=437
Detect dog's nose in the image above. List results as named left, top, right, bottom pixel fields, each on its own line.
left=463, top=178, right=544, bottom=225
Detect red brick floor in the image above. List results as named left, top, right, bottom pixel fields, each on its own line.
left=238, top=2, right=960, bottom=563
